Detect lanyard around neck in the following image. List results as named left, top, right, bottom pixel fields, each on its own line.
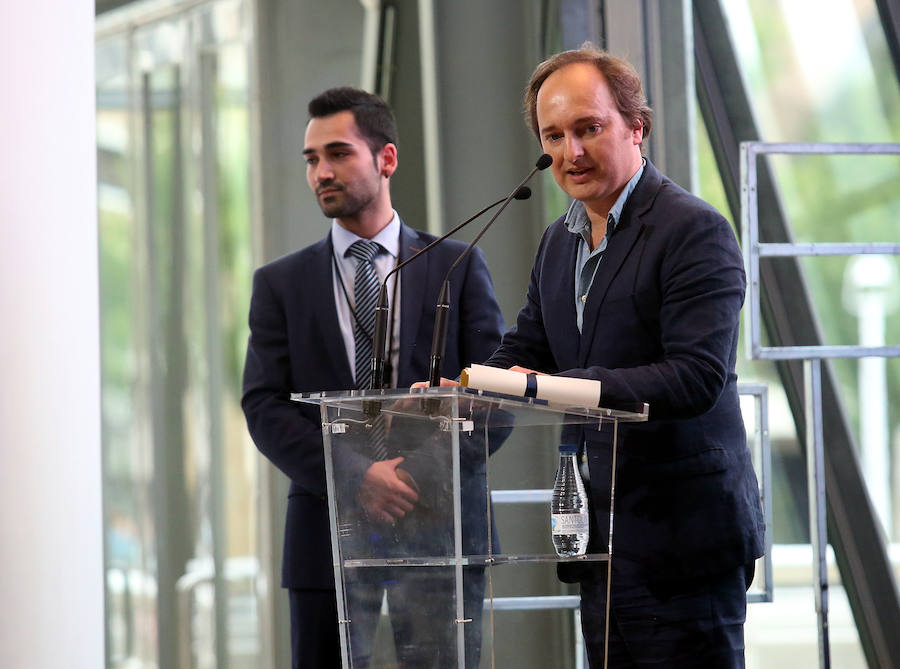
left=330, top=240, right=400, bottom=346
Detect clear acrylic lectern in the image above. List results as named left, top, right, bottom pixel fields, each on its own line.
left=294, top=386, right=647, bottom=668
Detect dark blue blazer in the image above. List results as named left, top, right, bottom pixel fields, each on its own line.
left=488, top=161, right=765, bottom=582
left=242, top=222, right=504, bottom=589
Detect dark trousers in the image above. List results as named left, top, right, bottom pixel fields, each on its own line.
left=346, top=567, right=485, bottom=669
left=289, top=588, right=342, bottom=669
left=580, top=560, right=754, bottom=668
left=288, top=568, right=485, bottom=669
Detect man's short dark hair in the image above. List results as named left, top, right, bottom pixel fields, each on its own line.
left=524, top=43, right=653, bottom=141
left=308, top=87, right=398, bottom=155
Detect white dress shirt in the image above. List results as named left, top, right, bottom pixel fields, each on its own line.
left=330, top=212, right=402, bottom=385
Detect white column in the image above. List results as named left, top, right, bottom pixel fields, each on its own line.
left=844, top=255, right=898, bottom=537
left=0, top=3, right=104, bottom=669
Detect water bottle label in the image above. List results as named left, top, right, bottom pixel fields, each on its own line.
left=551, top=513, right=589, bottom=534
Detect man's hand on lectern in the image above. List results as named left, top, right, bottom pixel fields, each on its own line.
left=508, top=365, right=547, bottom=375
left=358, top=457, right=420, bottom=524
left=410, top=378, right=459, bottom=388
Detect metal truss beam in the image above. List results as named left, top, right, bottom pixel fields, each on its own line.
left=875, top=0, right=900, bottom=86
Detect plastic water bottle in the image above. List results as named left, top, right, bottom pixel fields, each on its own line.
left=551, top=443, right=590, bottom=557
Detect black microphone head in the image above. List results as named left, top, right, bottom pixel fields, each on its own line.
left=536, top=153, right=553, bottom=170
left=513, top=186, right=532, bottom=200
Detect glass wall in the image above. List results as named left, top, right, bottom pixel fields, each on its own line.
left=96, top=1, right=259, bottom=667
left=696, top=1, right=900, bottom=666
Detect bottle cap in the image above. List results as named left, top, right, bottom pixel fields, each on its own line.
left=558, top=443, right=578, bottom=455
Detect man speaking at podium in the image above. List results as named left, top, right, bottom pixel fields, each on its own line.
left=485, top=46, right=766, bottom=667
left=241, top=87, right=504, bottom=668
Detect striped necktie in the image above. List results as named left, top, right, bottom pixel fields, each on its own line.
left=347, top=239, right=388, bottom=460
left=347, top=239, right=382, bottom=390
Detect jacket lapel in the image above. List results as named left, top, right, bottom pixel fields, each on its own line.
left=577, top=161, right=660, bottom=365
left=313, top=234, right=355, bottom=388
left=397, top=223, right=426, bottom=383
left=544, top=229, right=582, bottom=371
left=577, top=223, right=644, bottom=364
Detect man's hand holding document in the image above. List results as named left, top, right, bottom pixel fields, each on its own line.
left=460, top=364, right=602, bottom=408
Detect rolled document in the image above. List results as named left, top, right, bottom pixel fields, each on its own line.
left=460, top=364, right=602, bottom=408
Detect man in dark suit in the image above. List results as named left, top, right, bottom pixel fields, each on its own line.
left=241, top=87, right=504, bottom=669
left=485, top=46, right=766, bottom=667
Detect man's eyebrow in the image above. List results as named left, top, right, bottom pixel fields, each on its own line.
left=302, top=141, right=355, bottom=155
left=540, top=115, right=610, bottom=135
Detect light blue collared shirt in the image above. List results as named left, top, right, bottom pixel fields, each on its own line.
left=566, top=162, right=644, bottom=332
left=330, top=212, right=401, bottom=384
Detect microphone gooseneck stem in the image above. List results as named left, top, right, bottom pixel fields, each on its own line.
left=428, top=280, right=451, bottom=387
left=369, top=284, right=390, bottom=389
left=387, top=193, right=523, bottom=283
left=427, top=154, right=551, bottom=387
left=368, top=189, right=532, bottom=389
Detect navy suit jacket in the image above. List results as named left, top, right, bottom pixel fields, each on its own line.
left=488, top=161, right=765, bottom=582
left=242, top=221, right=504, bottom=589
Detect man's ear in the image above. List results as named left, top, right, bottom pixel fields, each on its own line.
left=379, top=143, right=398, bottom=178
left=631, top=120, right=644, bottom=145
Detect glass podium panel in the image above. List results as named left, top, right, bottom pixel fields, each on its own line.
left=294, top=387, right=648, bottom=668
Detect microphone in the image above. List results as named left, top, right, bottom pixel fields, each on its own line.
left=368, top=186, right=532, bottom=390
left=428, top=154, right=552, bottom=387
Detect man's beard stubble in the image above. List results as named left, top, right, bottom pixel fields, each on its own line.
left=317, top=169, right=382, bottom=220
left=318, top=187, right=364, bottom=218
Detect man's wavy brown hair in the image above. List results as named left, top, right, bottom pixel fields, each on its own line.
left=524, top=43, right=653, bottom=141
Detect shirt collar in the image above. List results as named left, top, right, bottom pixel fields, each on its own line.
left=564, top=160, right=645, bottom=243
left=331, top=210, right=401, bottom=259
